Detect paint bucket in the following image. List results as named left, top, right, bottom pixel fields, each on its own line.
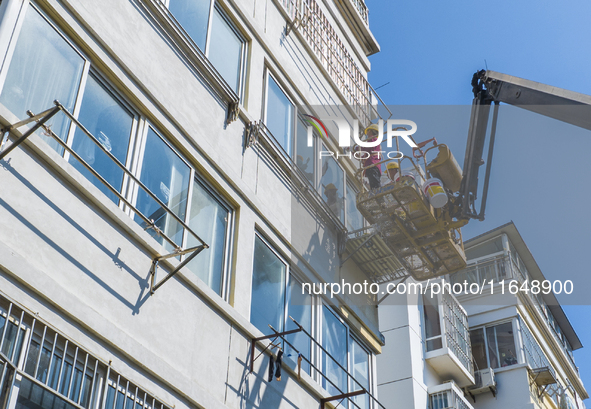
left=395, top=172, right=415, bottom=183
left=422, top=178, right=448, bottom=208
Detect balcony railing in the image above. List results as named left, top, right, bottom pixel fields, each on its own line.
left=441, top=293, right=473, bottom=377
left=429, top=381, right=474, bottom=409
left=449, top=255, right=577, bottom=371
left=347, top=0, right=369, bottom=25
left=279, top=0, right=390, bottom=128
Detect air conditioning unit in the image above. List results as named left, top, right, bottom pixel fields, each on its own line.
left=467, top=368, right=497, bottom=397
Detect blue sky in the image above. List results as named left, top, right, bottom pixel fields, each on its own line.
left=366, top=0, right=591, bottom=400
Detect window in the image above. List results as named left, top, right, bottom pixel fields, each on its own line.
left=295, top=117, right=315, bottom=185
left=423, top=293, right=443, bottom=351
left=186, top=178, right=232, bottom=296
left=0, top=297, right=172, bottom=409
left=470, top=322, right=518, bottom=369
left=134, top=127, right=191, bottom=248
left=320, top=147, right=345, bottom=223
left=349, top=336, right=370, bottom=409
left=167, top=0, right=246, bottom=95
left=346, top=183, right=363, bottom=231
left=264, top=74, right=294, bottom=155
left=250, top=235, right=287, bottom=336
left=0, top=4, right=85, bottom=154
left=249, top=234, right=314, bottom=374
left=68, top=74, right=135, bottom=204
left=322, top=306, right=348, bottom=396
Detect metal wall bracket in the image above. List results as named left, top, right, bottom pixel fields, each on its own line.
left=320, top=390, right=365, bottom=409
left=149, top=245, right=207, bottom=295
left=226, top=101, right=240, bottom=124
left=249, top=326, right=303, bottom=373
left=244, top=120, right=260, bottom=150
left=0, top=105, right=61, bottom=161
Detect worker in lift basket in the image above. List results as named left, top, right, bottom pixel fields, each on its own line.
left=385, top=161, right=400, bottom=184
left=353, top=124, right=383, bottom=190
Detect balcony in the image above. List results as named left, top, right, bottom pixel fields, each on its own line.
left=424, top=292, right=474, bottom=387
left=347, top=0, right=369, bottom=26
left=429, top=381, right=474, bottom=409
left=449, top=255, right=578, bottom=371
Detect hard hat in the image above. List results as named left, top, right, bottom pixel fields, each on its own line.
left=324, top=183, right=338, bottom=191
left=386, top=162, right=400, bottom=169
left=364, top=124, right=380, bottom=135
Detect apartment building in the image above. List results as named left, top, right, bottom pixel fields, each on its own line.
left=378, top=222, right=587, bottom=409
left=0, top=0, right=390, bottom=409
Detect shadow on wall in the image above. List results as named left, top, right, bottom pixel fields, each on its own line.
left=0, top=157, right=153, bottom=314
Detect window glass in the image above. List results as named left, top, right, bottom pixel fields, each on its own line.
left=486, top=322, right=517, bottom=368
left=168, top=0, right=210, bottom=50
left=0, top=5, right=84, bottom=154
left=286, top=276, right=312, bottom=375
left=423, top=294, right=442, bottom=351
left=320, top=150, right=344, bottom=223
left=0, top=314, right=25, bottom=362
left=16, top=377, right=78, bottom=409
left=429, top=393, right=449, bottom=409
left=349, top=338, right=370, bottom=409
left=346, top=183, right=363, bottom=231
left=470, top=328, right=487, bottom=370
left=186, top=179, right=229, bottom=295
left=135, top=128, right=190, bottom=247
left=69, top=75, right=134, bottom=204
left=250, top=236, right=286, bottom=336
left=265, top=76, right=293, bottom=155
left=208, top=8, right=243, bottom=94
left=295, top=118, right=314, bottom=185
left=322, top=307, right=347, bottom=396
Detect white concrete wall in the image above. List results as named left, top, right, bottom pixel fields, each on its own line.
left=0, top=0, right=384, bottom=409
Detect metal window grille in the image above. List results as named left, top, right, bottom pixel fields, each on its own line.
left=441, top=293, right=473, bottom=376
left=0, top=294, right=172, bottom=409
left=429, top=386, right=473, bottom=409
left=279, top=0, right=389, bottom=128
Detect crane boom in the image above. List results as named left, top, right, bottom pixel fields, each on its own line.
left=459, top=70, right=591, bottom=221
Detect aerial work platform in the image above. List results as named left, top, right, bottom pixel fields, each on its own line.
left=342, top=134, right=469, bottom=283
left=352, top=175, right=467, bottom=282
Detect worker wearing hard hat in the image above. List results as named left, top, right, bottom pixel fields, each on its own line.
left=353, top=124, right=383, bottom=190
left=385, top=161, right=400, bottom=183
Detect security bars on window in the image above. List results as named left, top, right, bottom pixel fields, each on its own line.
left=0, top=294, right=172, bottom=409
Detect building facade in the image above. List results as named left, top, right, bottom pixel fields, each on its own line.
left=0, top=0, right=389, bottom=409
left=378, top=222, right=588, bottom=409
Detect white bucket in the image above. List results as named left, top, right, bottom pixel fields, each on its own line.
left=395, top=172, right=415, bottom=183
left=422, top=178, right=448, bottom=208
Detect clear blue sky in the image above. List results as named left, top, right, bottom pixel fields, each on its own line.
left=366, top=0, right=591, bottom=400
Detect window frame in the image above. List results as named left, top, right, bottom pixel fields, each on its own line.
left=263, top=70, right=297, bottom=157
left=470, top=319, right=519, bottom=370
left=319, top=302, right=376, bottom=408
left=319, top=143, right=346, bottom=224
left=188, top=175, right=235, bottom=299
